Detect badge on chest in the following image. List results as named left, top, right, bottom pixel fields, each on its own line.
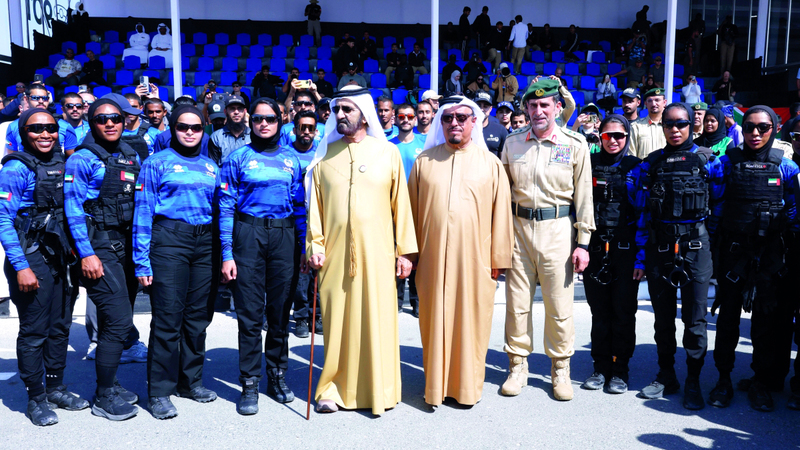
left=550, top=144, right=571, bottom=165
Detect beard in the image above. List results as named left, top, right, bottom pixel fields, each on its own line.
left=337, top=115, right=363, bottom=136
left=298, top=135, right=313, bottom=146
left=447, top=136, right=463, bottom=145
left=228, top=119, right=246, bottom=133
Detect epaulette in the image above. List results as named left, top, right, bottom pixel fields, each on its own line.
left=508, top=124, right=531, bottom=136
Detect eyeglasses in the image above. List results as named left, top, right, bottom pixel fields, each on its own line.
left=294, top=101, right=314, bottom=108
left=332, top=105, right=356, bottom=114
left=789, top=131, right=800, bottom=141
left=64, top=103, right=83, bottom=110
left=91, top=113, right=124, bottom=125
left=742, top=122, right=773, bottom=134
left=83, top=101, right=93, bottom=106
left=175, top=123, right=204, bottom=133
left=397, top=114, right=415, bottom=121
left=23, top=123, right=58, bottom=134
left=662, top=120, right=692, bottom=130
left=441, top=113, right=473, bottom=124
left=28, top=95, right=48, bottom=102
left=601, top=131, right=628, bottom=141
left=252, top=114, right=279, bottom=124
left=297, top=124, right=316, bottom=133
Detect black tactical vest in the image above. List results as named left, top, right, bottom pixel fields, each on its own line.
left=591, top=154, right=641, bottom=229
left=121, top=124, right=150, bottom=162
left=645, top=147, right=711, bottom=223
left=722, top=147, right=785, bottom=236
left=81, top=143, right=140, bottom=230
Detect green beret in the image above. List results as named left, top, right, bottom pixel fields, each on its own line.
left=692, top=102, right=708, bottom=111
left=522, top=78, right=560, bottom=103
left=643, top=87, right=665, bottom=99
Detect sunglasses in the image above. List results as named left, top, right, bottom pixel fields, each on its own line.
left=789, top=131, right=800, bottom=141
left=662, top=120, right=692, bottom=130
left=294, top=101, right=314, bottom=107
left=64, top=103, right=83, bottom=110
left=91, top=113, right=124, bottom=125
left=332, top=105, right=356, bottom=114
left=297, top=124, right=316, bottom=133
left=252, top=114, right=279, bottom=124
left=601, top=131, right=628, bottom=141
left=742, top=122, right=773, bottom=134
left=23, top=123, right=59, bottom=134
left=397, top=114, right=415, bottom=121
left=28, top=95, right=48, bottom=102
left=83, top=101, right=93, bottom=106
left=441, top=113, right=473, bottom=124
left=175, top=123, right=204, bottom=133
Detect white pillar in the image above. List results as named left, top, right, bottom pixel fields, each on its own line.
left=754, top=0, right=769, bottom=62
left=664, top=0, right=677, bottom=103
left=170, top=0, right=182, bottom=102
left=430, top=0, right=439, bottom=93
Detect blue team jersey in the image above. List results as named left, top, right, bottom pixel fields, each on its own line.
left=219, top=144, right=305, bottom=261
left=70, top=120, right=90, bottom=144
left=5, top=118, right=77, bottom=154
left=277, top=122, right=325, bottom=148
left=153, top=129, right=211, bottom=160
left=132, top=148, right=218, bottom=276
left=390, top=134, right=426, bottom=181
left=383, top=125, right=399, bottom=141
left=64, top=147, right=141, bottom=258
left=123, top=126, right=154, bottom=154
left=144, top=125, right=167, bottom=155
left=0, top=160, right=37, bottom=271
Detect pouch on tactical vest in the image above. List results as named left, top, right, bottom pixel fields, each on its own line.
left=591, top=154, right=641, bottom=229
left=645, top=147, right=711, bottom=224
left=721, top=147, right=784, bottom=236
left=80, top=142, right=140, bottom=230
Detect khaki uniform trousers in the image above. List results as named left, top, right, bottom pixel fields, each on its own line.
left=504, top=215, right=576, bottom=360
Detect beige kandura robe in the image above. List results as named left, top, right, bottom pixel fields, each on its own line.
left=307, top=135, right=417, bottom=415
left=408, top=142, right=513, bottom=406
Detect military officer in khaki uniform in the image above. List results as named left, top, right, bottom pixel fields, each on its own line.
left=628, top=88, right=667, bottom=159
left=691, top=102, right=708, bottom=140
left=500, top=79, right=595, bottom=401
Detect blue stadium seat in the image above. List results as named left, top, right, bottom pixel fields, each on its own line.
left=316, top=59, right=333, bottom=72
left=149, top=56, right=166, bottom=70
left=222, top=57, right=238, bottom=71
left=123, top=56, right=141, bottom=69
left=257, top=34, right=272, bottom=46
left=181, top=86, right=197, bottom=99
left=272, top=45, right=288, bottom=59
left=543, top=62, right=557, bottom=75
left=5, top=85, right=17, bottom=97
left=418, top=73, right=432, bottom=90
left=531, top=51, right=545, bottom=63
left=109, top=42, right=124, bottom=56
left=168, top=72, right=187, bottom=86
left=516, top=75, right=528, bottom=89
left=198, top=57, right=214, bottom=71
left=599, top=41, right=611, bottom=52
left=116, top=70, right=134, bottom=85
left=227, top=45, right=242, bottom=58
left=369, top=89, right=384, bottom=102
left=294, top=46, right=310, bottom=60
left=121, top=86, right=137, bottom=95
left=403, top=37, right=417, bottom=50
left=49, top=53, right=62, bottom=68
left=610, top=78, right=618, bottom=89
left=590, top=52, right=606, bottom=63
left=194, top=72, right=212, bottom=86
left=393, top=89, right=408, bottom=105
left=298, top=72, right=313, bottom=83
left=181, top=56, right=190, bottom=70
left=363, top=59, right=379, bottom=73
left=193, top=32, right=208, bottom=45
left=93, top=86, right=112, bottom=98
left=181, top=43, right=195, bottom=57
left=236, top=33, right=251, bottom=46
left=383, top=37, right=396, bottom=48
left=86, top=42, right=101, bottom=55
left=246, top=58, right=263, bottom=72
left=573, top=51, right=585, bottom=62
left=586, top=63, right=601, bottom=77
left=104, top=30, right=119, bottom=43
left=61, top=41, right=77, bottom=54
left=370, top=74, right=387, bottom=88
left=270, top=58, right=286, bottom=73
left=142, top=70, right=160, bottom=80
left=64, top=86, right=80, bottom=94
left=294, top=59, right=310, bottom=72
left=250, top=45, right=265, bottom=59
left=551, top=51, right=565, bottom=63
left=565, top=63, right=580, bottom=76
left=482, top=61, right=491, bottom=73
left=35, top=68, right=51, bottom=76
left=448, top=49, right=462, bottom=60
left=220, top=72, right=238, bottom=85
left=520, top=62, right=537, bottom=76
left=203, top=44, right=219, bottom=57
left=325, top=72, right=337, bottom=86
left=279, top=34, right=293, bottom=47
left=562, top=76, right=574, bottom=89
left=100, top=55, right=116, bottom=69
left=580, top=76, right=596, bottom=90
left=571, top=91, right=585, bottom=107
left=674, top=64, right=685, bottom=77
left=214, top=33, right=229, bottom=45
left=607, top=63, right=622, bottom=75
left=424, top=37, right=432, bottom=50
left=317, top=47, right=332, bottom=60
left=300, top=35, right=314, bottom=47
left=75, top=53, right=89, bottom=64
left=672, top=92, right=681, bottom=103
left=321, top=35, right=335, bottom=48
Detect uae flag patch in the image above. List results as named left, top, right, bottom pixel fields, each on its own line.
left=120, top=171, right=135, bottom=182
left=768, top=178, right=780, bottom=186
left=65, top=174, right=74, bottom=183
left=593, top=178, right=607, bottom=187
left=135, top=183, right=143, bottom=191
left=220, top=182, right=229, bottom=191
left=0, top=191, right=11, bottom=200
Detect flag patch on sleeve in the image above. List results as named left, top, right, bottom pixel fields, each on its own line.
left=593, top=178, right=607, bottom=186
left=135, top=183, right=143, bottom=191
left=65, top=174, right=74, bottom=182
left=0, top=191, right=11, bottom=200
left=120, top=171, right=136, bottom=182
left=220, top=182, right=229, bottom=191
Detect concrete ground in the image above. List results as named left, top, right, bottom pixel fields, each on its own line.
left=0, top=280, right=798, bottom=449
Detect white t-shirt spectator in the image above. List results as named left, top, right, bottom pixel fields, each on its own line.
left=682, top=82, right=702, bottom=104
left=508, top=23, right=529, bottom=49
left=55, top=59, right=81, bottom=78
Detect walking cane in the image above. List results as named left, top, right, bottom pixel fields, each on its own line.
left=306, top=274, right=318, bottom=420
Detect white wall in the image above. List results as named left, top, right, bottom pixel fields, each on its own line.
left=82, top=0, right=690, bottom=29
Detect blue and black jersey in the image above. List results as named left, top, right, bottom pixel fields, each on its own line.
left=0, top=160, right=37, bottom=271
left=132, top=148, right=218, bottom=276
left=277, top=122, right=324, bottom=149
left=219, top=144, right=305, bottom=262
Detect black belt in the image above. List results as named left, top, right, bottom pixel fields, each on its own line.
left=237, top=213, right=294, bottom=228
left=511, top=203, right=571, bottom=221
left=654, top=222, right=706, bottom=241
left=155, top=217, right=211, bottom=236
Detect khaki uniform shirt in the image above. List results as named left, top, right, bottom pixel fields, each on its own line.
left=628, top=115, right=667, bottom=159
left=773, top=140, right=794, bottom=160
left=501, top=125, right=595, bottom=246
